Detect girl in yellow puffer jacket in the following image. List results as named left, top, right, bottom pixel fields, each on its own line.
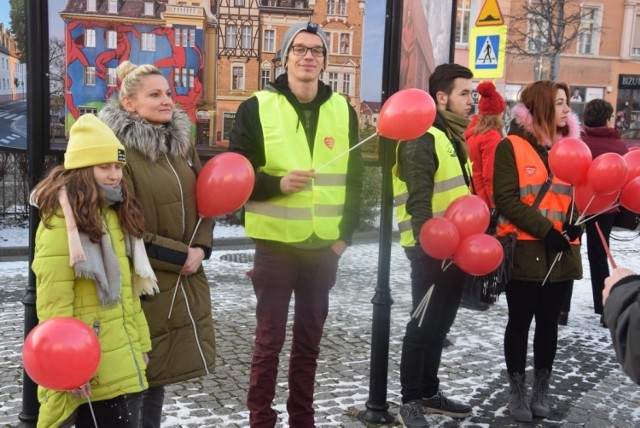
left=30, top=114, right=158, bottom=427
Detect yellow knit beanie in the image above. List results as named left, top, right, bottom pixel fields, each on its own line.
left=64, top=114, right=126, bottom=170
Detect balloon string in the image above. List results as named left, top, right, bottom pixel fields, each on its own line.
left=168, top=216, right=204, bottom=319
left=314, top=132, right=378, bottom=172
left=595, top=221, right=617, bottom=269
left=575, top=195, right=595, bottom=225
left=86, top=395, right=99, bottom=428
left=575, top=203, right=619, bottom=226
left=542, top=252, right=562, bottom=286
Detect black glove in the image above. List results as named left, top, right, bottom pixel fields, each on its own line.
left=543, top=228, right=570, bottom=252
left=562, top=222, right=582, bottom=241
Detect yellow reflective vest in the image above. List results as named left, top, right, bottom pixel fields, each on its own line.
left=393, top=125, right=471, bottom=247
left=244, top=90, right=350, bottom=242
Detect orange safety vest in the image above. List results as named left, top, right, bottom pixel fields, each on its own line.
left=496, top=135, right=575, bottom=241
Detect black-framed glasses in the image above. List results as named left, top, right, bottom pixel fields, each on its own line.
left=290, top=45, right=325, bottom=57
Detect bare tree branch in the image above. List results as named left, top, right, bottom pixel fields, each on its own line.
left=505, top=0, right=604, bottom=80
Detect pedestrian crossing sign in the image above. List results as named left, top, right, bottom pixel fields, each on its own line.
left=468, top=25, right=507, bottom=78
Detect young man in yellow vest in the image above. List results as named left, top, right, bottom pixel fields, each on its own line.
left=393, top=63, right=474, bottom=427
left=229, top=21, right=363, bottom=428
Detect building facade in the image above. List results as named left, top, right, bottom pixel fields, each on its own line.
left=214, top=0, right=367, bottom=148
left=60, top=0, right=217, bottom=143
left=454, top=0, right=640, bottom=128
left=0, top=24, right=26, bottom=103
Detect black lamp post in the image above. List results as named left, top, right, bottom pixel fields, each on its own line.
left=358, top=0, right=402, bottom=424
left=19, top=1, right=49, bottom=426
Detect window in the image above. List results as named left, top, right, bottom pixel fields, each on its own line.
left=175, top=29, right=181, bottom=46
left=85, top=29, right=96, bottom=48
left=579, top=6, right=600, bottom=55
left=79, top=106, right=98, bottom=115
left=232, top=66, right=244, bottom=90
left=234, top=0, right=244, bottom=6
left=87, top=0, right=96, bottom=12
left=106, top=30, right=117, bottom=49
left=189, top=29, right=196, bottom=47
left=294, top=1, right=304, bottom=8
left=107, top=68, right=117, bottom=86
left=182, top=68, right=188, bottom=88
left=263, top=29, right=275, bottom=52
left=325, top=32, right=332, bottom=53
left=328, top=72, right=339, bottom=92
left=455, top=0, right=470, bottom=45
left=174, top=67, right=181, bottom=87
left=339, top=33, right=350, bottom=54
left=189, top=69, right=195, bottom=88
left=261, top=69, right=271, bottom=89
left=338, top=0, right=346, bottom=15
left=108, top=0, right=118, bottom=13
left=327, top=0, right=335, bottom=15
left=226, top=26, right=237, bottom=48
left=84, top=67, right=96, bottom=86
left=342, top=73, right=351, bottom=95
left=144, top=2, right=154, bottom=15
left=633, top=13, right=640, bottom=56
left=141, top=33, right=156, bottom=51
left=241, top=26, right=252, bottom=49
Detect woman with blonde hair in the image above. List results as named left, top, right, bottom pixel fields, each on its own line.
left=493, top=80, right=582, bottom=422
left=98, top=61, right=215, bottom=427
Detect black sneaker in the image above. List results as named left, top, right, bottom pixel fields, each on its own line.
left=422, top=390, right=471, bottom=419
left=460, top=294, right=490, bottom=311
left=442, top=336, right=454, bottom=348
left=398, top=400, right=429, bottom=428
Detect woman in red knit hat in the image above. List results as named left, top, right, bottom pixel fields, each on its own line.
left=459, top=81, right=506, bottom=310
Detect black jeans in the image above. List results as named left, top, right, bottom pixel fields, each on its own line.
left=504, top=279, right=571, bottom=374
left=140, top=386, right=165, bottom=428
left=400, top=246, right=466, bottom=402
left=586, top=213, right=615, bottom=315
left=75, top=392, right=143, bottom=428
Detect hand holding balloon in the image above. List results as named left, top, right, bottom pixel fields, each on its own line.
left=280, top=170, right=314, bottom=194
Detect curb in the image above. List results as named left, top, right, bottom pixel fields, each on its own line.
left=0, top=230, right=396, bottom=261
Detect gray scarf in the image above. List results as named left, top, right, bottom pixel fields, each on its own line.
left=74, top=185, right=124, bottom=307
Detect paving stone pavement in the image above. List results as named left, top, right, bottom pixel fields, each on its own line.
left=1, top=238, right=639, bottom=427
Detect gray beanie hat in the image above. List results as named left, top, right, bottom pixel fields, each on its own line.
left=277, top=21, right=329, bottom=65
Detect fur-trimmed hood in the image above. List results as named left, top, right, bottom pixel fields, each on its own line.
left=98, top=102, right=192, bottom=163
left=509, top=102, right=581, bottom=146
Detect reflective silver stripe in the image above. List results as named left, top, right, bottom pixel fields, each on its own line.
left=433, top=175, right=467, bottom=193
left=245, top=201, right=312, bottom=220
left=315, top=204, right=344, bottom=216
left=538, top=209, right=566, bottom=221
left=394, top=192, right=409, bottom=207
left=398, top=218, right=412, bottom=232
left=551, top=183, right=572, bottom=196
left=314, top=173, right=347, bottom=186
left=520, top=184, right=544, bottom=198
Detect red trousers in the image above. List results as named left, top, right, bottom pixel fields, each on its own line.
left=247, top=241, right=339, bottom=428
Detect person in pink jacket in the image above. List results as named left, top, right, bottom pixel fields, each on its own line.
left=460, top=81, right=506, bottom=309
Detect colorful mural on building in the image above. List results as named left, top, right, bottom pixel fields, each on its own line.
left=64, top=20, right=203, bottom=130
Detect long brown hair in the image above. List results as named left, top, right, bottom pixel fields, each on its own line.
left=32, top=165, right=145, bottom=243
left=519, top=80, right=570, bottom=145
left=472, top=114, right=505, bottom=136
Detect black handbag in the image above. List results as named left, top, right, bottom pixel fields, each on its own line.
left=614, top=207, right=640, bottom=231
left=475, top=175, right=554, bottom=303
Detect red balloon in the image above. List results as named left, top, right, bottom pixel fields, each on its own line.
left=444, top=195, right=490, bottom=241
left=23, top=317, right=101, bottom=391
left=196, top=152, right=255, bottom=218
left=623, top=150, right=640, bottom=186
left=548, top=138, right=592, bottom=184
left=453, top=233, right=504, bottom=276
left=377, top=88, right=436, bottom=141
left=620, top=176, right=640, bottom=214
left=573, top=181, right=619, bottom=215
left=419, top=217, right=460, bottom=260
left=587, top=152, right=628, bottom=195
